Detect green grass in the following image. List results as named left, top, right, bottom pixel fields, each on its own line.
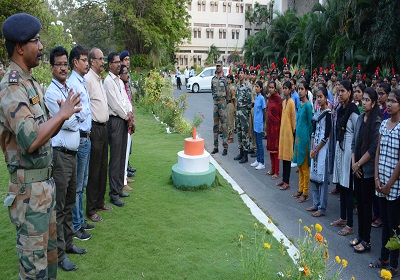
left=0, top=106, right=292, bottom=279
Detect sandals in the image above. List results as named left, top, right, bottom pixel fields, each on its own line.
left=280, top=183, right=290, bottom=191
left=330, top=219, right=347, bottom=227
left=271, top=174, right=279, bottom=180
left=354, top=241, right=371, bottom=253
left=338, top=226, right=353, bottom=236
left=306, top=206, right=317, bottom=212
left=276, top=181, right=284, bottom=187
left=349, top=237, right=362, bottom=247
left=291, top=191, right=302, bottom=198
left=266, top=171, right=272, bottom=175
left=312, top=211, right=325, bottom=217
left=297, top=194, right=309, bottom=203
left=369, top=258, right=389, bottom=268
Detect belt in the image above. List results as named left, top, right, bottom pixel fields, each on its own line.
left=237, top=106, right=249, bottom=110
left=92, top=120, right=107, bottom=126
left=53, top=146, right=78, bottom=156
left=227, top=100, right=232, bottom=104
left=10, top=167, right=53, bottom=184
left=80, top=130, right=90, bottom=138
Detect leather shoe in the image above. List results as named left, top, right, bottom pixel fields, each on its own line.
left=120, top=192, right=130, bottom=198
left=127, top=166, right=136, bottom=173
left=222, top=148, right=227, bottom=156
left=211, top=148, right=218, bottom=154
left=87, top=213, right=103, bottom=222
left=66, top=244, right=87, bottom=255
left=97, top=205, right=112, bottom=211
left=123, top=185, right=133, bottom=191
left=126, top=178, right=135, bottom=183
left=127, top=171, right=135, bottom=177
left=110, top=198, right=124, bottom=207
left=58, top=257, right=78, bottom=271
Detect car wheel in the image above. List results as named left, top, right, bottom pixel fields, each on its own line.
left=192, top=83, right=200, bottom=93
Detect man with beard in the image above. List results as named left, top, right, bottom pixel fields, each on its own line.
left=104, top=52, right=132, bottom=207
left=1, top=14, right=81, bottom=278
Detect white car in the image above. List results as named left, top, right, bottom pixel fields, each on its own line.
left=186, top=66, right=229, bottom=93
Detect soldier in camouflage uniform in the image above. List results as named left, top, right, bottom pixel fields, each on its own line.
left=227, top=74, right=236, bottom=143
left=234, top=67, right=252, bottom=163
left=0, top=14, right=81, bottom=279
left=211, top=61, right=229, bottom=156
left=249, top=69, right=258, bottom=157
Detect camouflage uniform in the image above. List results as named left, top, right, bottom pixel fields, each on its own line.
left=0, top=62, right=57, bottom=279
left=249, top=82, right=257, bottom=153
left=211, top=75, right=229, bottom=149
left=236, top=81, right=252, bottom=152
left=227, top=83, right=236, bottom=141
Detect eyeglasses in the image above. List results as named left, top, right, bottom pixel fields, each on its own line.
left=28, top=37, right=41, bottom=45
left=53, top=63, right=68, bottom=68
left=78, top=58, right=88, bottom=63
left=93, top=57, right=105, bottom=61
left=387, top=99, right=399, bottom=104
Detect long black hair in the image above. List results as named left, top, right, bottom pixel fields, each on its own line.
left=359, top=87, right=382, bottom=155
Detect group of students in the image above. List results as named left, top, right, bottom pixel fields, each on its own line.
left=228, top=63, right=400, bottom=275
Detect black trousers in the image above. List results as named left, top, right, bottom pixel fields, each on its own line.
left=282, top=160, right=291, bottom=184
left=52, top=149, right=76, bottom=261
left=379, top=196, right=400, bottom=269
left=354, top=175, right=374, bottom=243
left=339, top=171, right=354, bottom=227
left=86, top=121, right=108, bottom=216
left=108, top=116, right=128, bottom=200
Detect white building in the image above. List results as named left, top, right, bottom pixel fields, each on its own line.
left=176, top=0, right=323, bottom=67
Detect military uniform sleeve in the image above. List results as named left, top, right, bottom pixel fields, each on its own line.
left=1, top=84, right=41, bottom=152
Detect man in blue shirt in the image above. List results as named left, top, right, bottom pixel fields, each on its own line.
left=45, top=46, right=87, bottom=271
left=67, top=46, right=93, bottom=243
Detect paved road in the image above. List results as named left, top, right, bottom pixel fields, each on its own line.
left=174, top=87, right=383, bottom=279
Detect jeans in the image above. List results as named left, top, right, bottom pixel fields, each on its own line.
left=255, top=132, right=264, bottom=164
left=311, top=159, right=329, bottom=213
left=73, top=137, right=91, bottom=231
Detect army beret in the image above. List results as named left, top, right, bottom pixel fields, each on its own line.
left=120, top=50, right=129, bottom=60
left=250, top=69, right=258, bottom=75
left=2, top=13, right=41, bottom=43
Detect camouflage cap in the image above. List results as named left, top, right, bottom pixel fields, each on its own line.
left=216, top=61, right=223, bottom=66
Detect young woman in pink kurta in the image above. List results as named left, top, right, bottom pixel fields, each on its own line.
left=277, top=81, right=296, bottom=190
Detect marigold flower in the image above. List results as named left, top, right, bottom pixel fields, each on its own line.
left=303, top=226, right=311, bottom=233
left=315, top=233, right=323, bottom=243
left=380, top=269, right=392, bottom=280
left=335, top=256, right=341, bottom=264
left=239, top=234, right=243, bottom=241
left=254, top=223, right=258, bottom=229
left=299, top=219, right=303, bottom=224
left=315, top=223, right=322, bottom=232
left=264, top=242, right=271, bottom=249
left=263, top=226, right=267, bottom=230
left=270, top=230, right=274, bottom=234
left=303, top=265, right=311, bottom=276
left=342, top=259, right=348, bottom=268
left=351, top=277, right=356, bottom=280
left=268, top=218, right=272, bottom=223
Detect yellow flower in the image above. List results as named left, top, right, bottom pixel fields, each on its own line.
left=263, top=242, right=271, bottom=250
left=268, top=218, right=272, bottom=223
left=351, top=277, right=356, bottom=280
left=239, top=234, right=243, bottom=241
left=335, top=256, right=341, bottom=264
left=254, top=223, right=258, bottom=229
left=315, top=223, right=322, bottom=233
left=315, top=233, right=323, bottom=243
left=303, top=265, right=311, bottom=276
left=263, top=226, right=267, bottom=230
left=270, top=230, right=274, bottom=234
left=380, top=269, right=392, bottom=280
left=342, top=259, right=348, bottom=268
left=303, top=226, right=311, bottom=233
left=299, top=219, right=303, bottom=224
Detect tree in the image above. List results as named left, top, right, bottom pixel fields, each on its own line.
left=205, top=44, right=220, bottom=65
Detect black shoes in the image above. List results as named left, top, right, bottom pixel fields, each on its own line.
left=58, top=257, right=78, bottom=271
left=127, top=171, right=135, bottom=177
left=127, top=166, right=136, bottom=173
left=239, top=152, right=248, bottom=164
left=82, top=221, right=95, bottom=231
left=211, top=148, right=219, bottom=154
left=110, top=198, right=125, bottom=207
left=222, top=149, right=228, bottom=156
left=120, top=192, right=130, bottom=198
left=234, top=149, right=243, bottom=161
left=74, top=228, right=92, bottom=241
left=66, top=244, right=87, bottom=254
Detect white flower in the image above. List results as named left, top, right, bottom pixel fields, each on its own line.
left=298, top=267, right=304, bottom=272
left=56, top=20, right=64, bottom=26
left=166, top=127, right=171, bottom=134
left=66, top=28, right=71, bottom=33
left=51, top=22, right=55, bottom=26
left=277, top=272, right=284, bottom=277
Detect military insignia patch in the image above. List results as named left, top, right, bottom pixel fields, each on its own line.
left=30, top=95, right=40, bottom=105
left=9, top=70, right=19, bottom=84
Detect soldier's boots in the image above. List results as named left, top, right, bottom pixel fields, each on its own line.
left=234, top=149, right=243, bottom=161
left=222, top=148, right=228, bottom=156
left=211, top=148, right=219, bottom=154
left=239, top=152, right=248, bottom=164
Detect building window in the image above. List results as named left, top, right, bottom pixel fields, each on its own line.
left=219, top=30, right=222, bottom=39
left=198, top=58, right=201, bottom=66
left=210, top=29, right=214, bottom=39
left=246, top=28, right=251, bottom=37
left=228, top=4, right=231, bottom=13
left=198, top=2, right=201, bottom=11
left=188, top=2, right=191, bottom=11
left=232, top=31, right=235, bottom=39
left=240, top=5, right=243, bottom=13
left=236, top=30, right=239, bottom=39
left=198, top=29, right=201, bottom=38
left=223, top=4, right=226, bottom=12
left=180, top=57, right=183, bottom=65
left=215, top=2, right=218, bottom=12
left=184, top=58, right=188, bottom=65
left=223, top=30, right=226, bottom=39
left=202, top=1, right=206, bottom=11
left=236, top=5, right=239, bottom=13
left=210, top=2, right=214, bottom=12
left=194, top=29, right=197, bottom=38
left=207, top=30, right=210, bottom=38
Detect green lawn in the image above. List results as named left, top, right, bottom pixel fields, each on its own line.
left=0, top=107, right=292, bottom=279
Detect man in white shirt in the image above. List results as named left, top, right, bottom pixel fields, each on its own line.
left=103, top=52, right=132, bottom=207
left=184, top=66, right=189, bottom=85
